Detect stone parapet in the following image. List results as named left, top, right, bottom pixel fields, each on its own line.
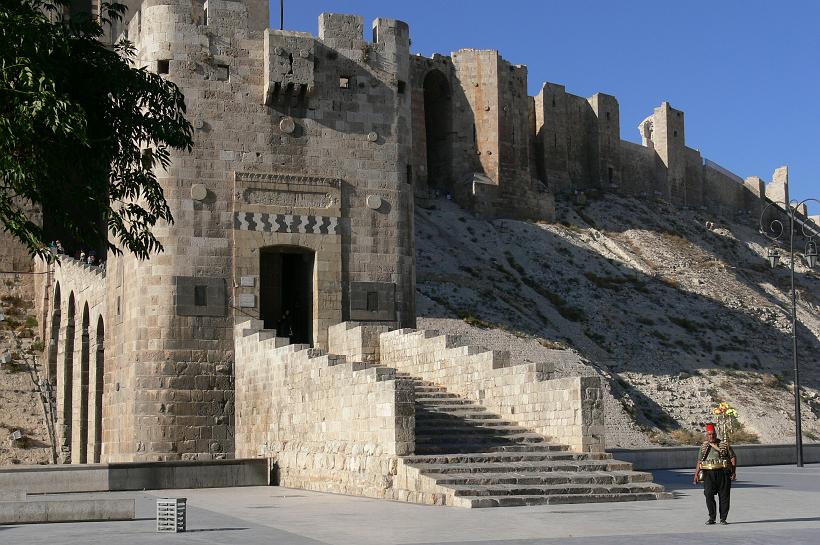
left=234, top=320, right=416, bottom=498
left=379, top=328, right=605, bottom=452
left=327, top=322, right=390, bottom=364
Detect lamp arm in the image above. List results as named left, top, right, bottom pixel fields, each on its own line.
left=759, top=200, right=788, bottom=243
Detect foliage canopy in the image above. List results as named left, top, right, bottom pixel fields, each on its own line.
left=0, top=1, right=193, bottom=260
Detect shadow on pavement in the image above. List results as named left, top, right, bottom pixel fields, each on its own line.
left=731, top=517, right=820, bottom=525
left=187, top=527, right=249, bottom=532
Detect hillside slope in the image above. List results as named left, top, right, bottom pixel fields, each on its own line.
left=0, top=277, right=51, bottom=466
left=415, top=194, right=820, bottom=447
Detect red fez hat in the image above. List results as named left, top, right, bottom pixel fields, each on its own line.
left=705, top=423, right=716, bottom=433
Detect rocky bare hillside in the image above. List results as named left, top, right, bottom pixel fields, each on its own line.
left=415, top=194, right=820, bottom=447
left=0, top=276, right=52, bottom=466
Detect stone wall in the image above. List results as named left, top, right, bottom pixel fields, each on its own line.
left=377, top=328, right=605, bottom=452
left=234, top=320, right=415, bottom=498
left=55, top=1, right=418, bottom=463
left=619, top=141, right=660, bottom=197
left=43, top=257, right=108, bottom=464
left=327, top=322, right=388, bottom=364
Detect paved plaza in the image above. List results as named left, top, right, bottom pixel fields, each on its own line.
left=2, top=464, right=819, bottom=545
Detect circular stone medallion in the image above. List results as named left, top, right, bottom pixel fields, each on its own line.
left=366, top=195, right=383, bottom=210
left=280, top=116, right=296, bottom=134
left=367, top=131, right=378, bottom=142
left=191, top=183, right=208, bottom=201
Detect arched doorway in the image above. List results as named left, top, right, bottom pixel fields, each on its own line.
left=79, top=303, right=90, bottom=463
left=92, top=316, right=105, bottom=463
left=62, top=293, right=76, bottom=463
left=49, top=283, right=61, bottom=382
left=423, top=70, right=453, bottom=191
left=259, top=246, right=314, bottom=345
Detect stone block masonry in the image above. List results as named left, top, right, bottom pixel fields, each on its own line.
left=328, top=323, right=604, bottom=453
left=378, top=328, right=605, bottom=453
left=234, top=320, right=415, bottom=499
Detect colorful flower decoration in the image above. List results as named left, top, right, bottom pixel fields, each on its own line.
left=710, top=401, right=740, bottom=441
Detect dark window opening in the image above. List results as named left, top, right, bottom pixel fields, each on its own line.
left=673, top=130, right=678, bottom=137
left=203, top=8, right=207, bottom=26
left=406, top=164, right=412, bottom=185
left=287, top=53, right=294, bottom=75
left=260, top=246, right=314, bottom=345
left=194, top=285, right=208, bottom=306
left=605, top=111, right=610, bottom=121
left=157, top=59, right=170, bottom=74
left=608, top=167, right=614, bottom=183
left=372, top=26, right=378, bottom=43
left=676, top=112, right=681, bottom=118
left=472, top=124, right=476, bottom=144
left=552, top=95, right=556, bottom=107
left=339, top=76, right=350, bottom=89
left=215, top=64, right=229, bottom=81
left=116, top=296, right=121, bottom=316
left=397, top=80, right=406, bottom=94
left=554, top=133, right=557, bottom=149
left=366, top=292, right=379, bottom=312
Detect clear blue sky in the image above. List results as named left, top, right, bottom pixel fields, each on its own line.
left=271, top=0, right=819, bottom=209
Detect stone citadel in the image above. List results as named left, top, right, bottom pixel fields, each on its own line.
left=17, top=1, right=816, bottom=505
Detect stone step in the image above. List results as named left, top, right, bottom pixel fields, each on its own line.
left=460, top=491, right=672, bottom=508
left=402, top=451, right=613, bottom=465
left=415, top=429, right=546, bottom=440
left=416, top=422, right=543, bottom=439
left=414, top=386, right=448, bottom=393
left=416, top=398, right=478, bottom=406
left=414, top=440, right=550, bottom=452
left=415, top=404, right=490, bottom=413
left=415, top=419, right=517, bottom=430
left=389, top=369, right=670, bottom=507
left=416, top=409, right=497, bottom=419
left=416, top=446, right=537, bottom=455
left=414, top=391, right=460, bottom=399
left=447, top=481, right=667, bottom=498
left=427, top=470, right=655, bottom=487
left=410, top=459, right=631, bottom=475
left=470, top=444, right=571, bottom=453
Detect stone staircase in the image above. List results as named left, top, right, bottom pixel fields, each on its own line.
left=398, top=373, right=671, bottom=507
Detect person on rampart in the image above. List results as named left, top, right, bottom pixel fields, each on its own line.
left=694, top=422, right=736, bottom=525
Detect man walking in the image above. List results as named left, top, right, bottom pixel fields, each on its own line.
left=694, top=423, right=737, bottom=525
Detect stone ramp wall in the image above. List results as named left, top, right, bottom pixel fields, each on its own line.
left=233, top=320, right=417, bottom=500
left=378, top=328, right=605, bottom=453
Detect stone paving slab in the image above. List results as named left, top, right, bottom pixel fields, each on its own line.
left=1, top=464, right=818, bottom=544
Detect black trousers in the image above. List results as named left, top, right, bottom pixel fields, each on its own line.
left=703, top=469, right=731, bottom=521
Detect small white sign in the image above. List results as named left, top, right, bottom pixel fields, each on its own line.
left=239, top=294, right=256, bottom=308
left=240, top=276, right=256, bottom=287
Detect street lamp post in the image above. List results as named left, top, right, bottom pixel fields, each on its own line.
left=759, top=197, right=819, bottom=468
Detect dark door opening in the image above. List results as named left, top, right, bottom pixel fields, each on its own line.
left=260, top=247, right=314, bottom=345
